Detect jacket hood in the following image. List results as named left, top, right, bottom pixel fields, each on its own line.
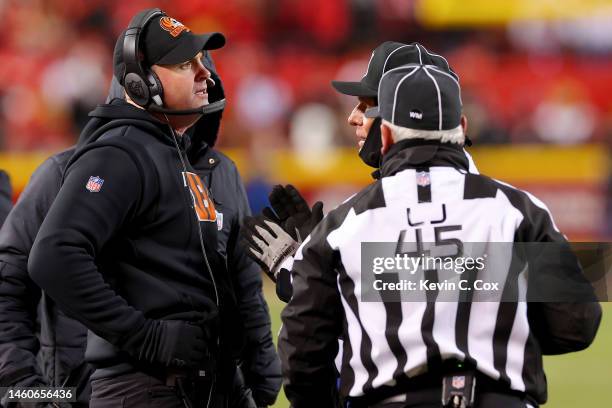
left=79, top=99, right=171, bottom=147
left=104, top=50, right=225, bottom=150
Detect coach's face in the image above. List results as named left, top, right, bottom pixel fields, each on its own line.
left=348, top=96, right=377, bottom=150
left=152, top=51, right=211, bottom=109
left=151, top=51, right=212, bottom=131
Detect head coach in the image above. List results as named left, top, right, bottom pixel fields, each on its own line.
left=28, top=8, right=247, bottom=407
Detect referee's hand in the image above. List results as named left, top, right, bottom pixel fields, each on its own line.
left=240, top=215, right=299, bottom=282
left=268, top=184, right=324, bottom=242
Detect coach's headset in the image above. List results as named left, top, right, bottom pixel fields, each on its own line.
left=122, top=8, right=226, bottom=116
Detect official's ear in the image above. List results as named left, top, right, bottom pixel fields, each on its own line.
left=461, top=114, right=468, bottom=135
left=380, top=123, right=394, bottom=156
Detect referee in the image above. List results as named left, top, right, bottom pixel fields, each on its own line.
left=278, top=64, right=602, bottom=408
left=242, top=41, right=477, bottom=302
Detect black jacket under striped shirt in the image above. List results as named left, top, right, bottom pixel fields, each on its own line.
left=279, top=140, right=602, bottom=408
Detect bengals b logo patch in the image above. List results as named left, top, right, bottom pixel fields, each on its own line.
left=160, top=16, right=190, bottom=37
left=182, top=172, right=216, bottom=222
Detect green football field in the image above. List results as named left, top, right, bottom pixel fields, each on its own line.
left=263, top=279, right=611, bottom=407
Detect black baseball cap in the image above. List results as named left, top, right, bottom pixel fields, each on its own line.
left=331, top=42, right=458, bottom=97
left=113, top=12, right=225, bottom=84
left=141, top=14, right=225, bottom=66
left=365, top=64, right=462, bottom=134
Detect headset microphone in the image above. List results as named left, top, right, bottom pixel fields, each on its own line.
left=366, top=151, right=380, bottom=164
left=148, top=98, right=226, bottom=116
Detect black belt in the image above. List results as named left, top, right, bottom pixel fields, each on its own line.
left=345, top=370, right=531, bottom=408
left=148, top=367, right=214, bottom=408
left=136, top=364, right=211, bottom=388
left=163, top=368, right=210, bottom=387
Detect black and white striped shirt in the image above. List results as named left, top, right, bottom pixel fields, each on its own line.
left=279, top=141, right=600, bottom=407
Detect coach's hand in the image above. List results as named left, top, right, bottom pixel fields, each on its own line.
left=241, top=215, right=299, bottom=282
left=130, top=320, right=208, bottom=368
left=268, top=184, right=324, bottom=242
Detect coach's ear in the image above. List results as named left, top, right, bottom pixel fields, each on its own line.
left=381, top=123, right=394, bottom=156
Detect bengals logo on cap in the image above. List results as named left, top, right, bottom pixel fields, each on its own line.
left=159, top=16, right=190, bottom=37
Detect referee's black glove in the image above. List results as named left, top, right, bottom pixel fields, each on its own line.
left=268, top=184, right=324, bottom=242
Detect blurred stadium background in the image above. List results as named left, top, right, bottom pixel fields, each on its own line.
left=0, top=0, right=609, bottom=406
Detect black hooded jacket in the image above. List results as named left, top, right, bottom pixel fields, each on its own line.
left=29, top=98, right=231, bottom=370
left=0, top=63, right=280, bottom=406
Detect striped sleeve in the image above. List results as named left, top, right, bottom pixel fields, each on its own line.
left=279, top=215, right=346, bottom=408
left=495, top=182, right=602, bottom=354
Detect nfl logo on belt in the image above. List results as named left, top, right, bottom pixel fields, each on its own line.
left=416, top=171, right=431, bottom=187
left=452, top=375, right=465, bottom=389
left=86, top=176, right=104, bottom=193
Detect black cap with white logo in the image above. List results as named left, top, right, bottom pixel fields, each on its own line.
left=331, top=42, right=458, bottom=97
left=365, top=64, right=462, bottom=135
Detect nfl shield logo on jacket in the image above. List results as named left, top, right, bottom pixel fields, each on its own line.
left=85, top=176, right=104, bottom=193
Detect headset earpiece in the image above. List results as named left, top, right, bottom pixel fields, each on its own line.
left=124, top=72, right=151, bottom=106
left=122, top=8, right=165, bottom=108
left=147, top=70, right=164, bottom=107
